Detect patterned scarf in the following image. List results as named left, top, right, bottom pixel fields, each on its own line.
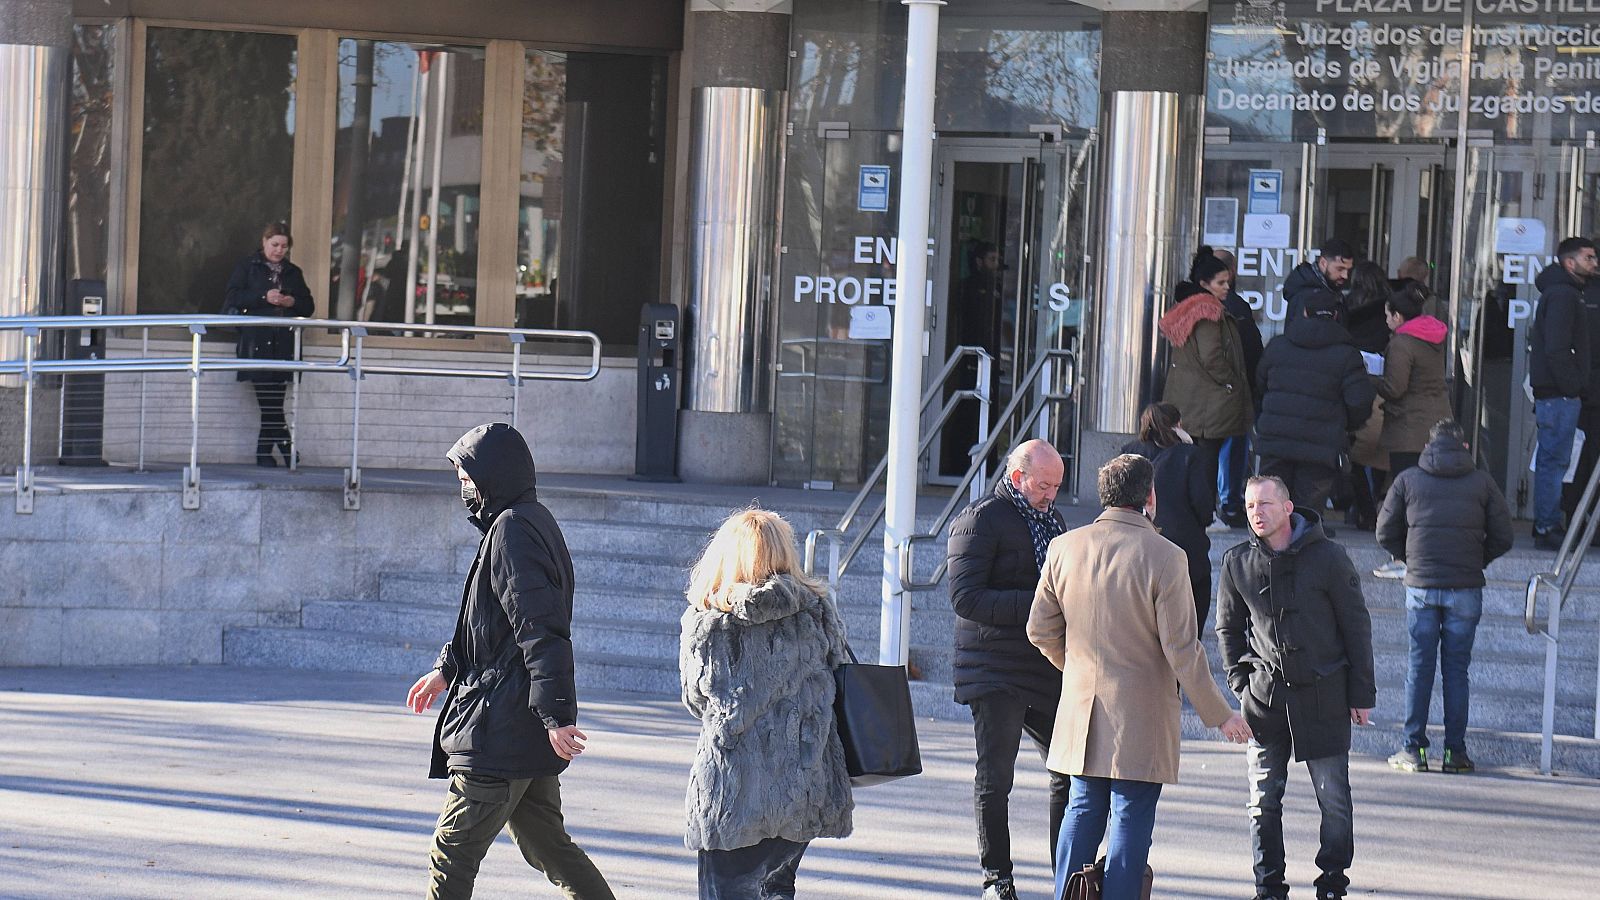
left=1003, top=478, right=1066, bottom=570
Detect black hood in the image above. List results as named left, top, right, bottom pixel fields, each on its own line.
left=447, top=423, right=538, bottom=526
left=1418, top=434, right=1476, bottom=478
left=1535, top=261, right=1583, bottom=293
left=1285, top=315, right=1354, bottom=350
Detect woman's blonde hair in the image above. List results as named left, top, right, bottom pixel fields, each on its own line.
left=686, top=508, right=825, bottom=612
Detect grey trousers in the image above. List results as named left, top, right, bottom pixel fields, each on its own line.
left=427, top=772, right=615, bottom=900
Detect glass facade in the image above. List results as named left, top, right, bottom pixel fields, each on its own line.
left=330, top=41, right=485, bottom=327
left=518, top=51, right=668, bottom=351
left=68, top=23, right=117, bottom=287
left=775, top=0, right=1101, bottom=489
left=1202, top=0, right=1600, bottom=513
left=137, top=27, right=297, bottom=315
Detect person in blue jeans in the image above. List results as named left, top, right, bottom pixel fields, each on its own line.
left=1377, top=420, right=1514, bottom=773
left=1528, top=237, right=1596, bottom=548
left=1028, top=455, right=1251, bottom=900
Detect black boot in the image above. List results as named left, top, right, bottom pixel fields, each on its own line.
left=257, top=435, right=277, bottom=467
left=275, top=440, right=296, bottom=468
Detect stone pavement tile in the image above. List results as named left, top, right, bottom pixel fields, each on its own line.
left=0, top=667, right=1595, bottom=900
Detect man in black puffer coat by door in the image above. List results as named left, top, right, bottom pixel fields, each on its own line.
left=1254, top=291, right=1377, bottom=522
left=946, top=439, right=1071, bottom=900
left=406, top=423, right=614, bottom=900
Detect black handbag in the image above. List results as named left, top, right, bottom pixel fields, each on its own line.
left=832, top=643, right=922, bottom=786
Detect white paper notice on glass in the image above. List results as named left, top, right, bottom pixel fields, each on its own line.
left=1203, top=197, right=1239, bottom=247
left=1242, top=213, right=1292, bottom=249
left=1361, top=351, right=1385, bottom=376
left=848, top=306, right=892, bottom=340
left=1529, top=429, right=1585, bottom=484
left=1494, top=217, right=1546, bottom=255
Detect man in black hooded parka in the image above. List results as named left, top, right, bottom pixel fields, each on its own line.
left=406, top=422, right=615, bottom=900
left=1254, top=291, right=1377, bottom=521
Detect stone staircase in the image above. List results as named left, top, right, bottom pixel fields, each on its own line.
left=223, top=488, right=1600, bottom=777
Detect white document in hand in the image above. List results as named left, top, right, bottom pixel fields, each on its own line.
left=1361, top=352, right=1385, bottom=377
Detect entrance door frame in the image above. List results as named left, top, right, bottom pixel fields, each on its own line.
left=925, top=137, right=1067, bottom=485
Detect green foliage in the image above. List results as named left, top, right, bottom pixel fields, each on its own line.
left=137, top=28, right=297, bottom=314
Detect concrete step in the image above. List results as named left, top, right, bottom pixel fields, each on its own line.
left=1362, top=608, right=1598, bottom=659
left=1356, top=579, right=1600, bottom=622
left=1206, top=532, right=1600, bottom=589
left=1177, top=707, right=1600, bottom=779
left=224, top=626, right=438, bottom=676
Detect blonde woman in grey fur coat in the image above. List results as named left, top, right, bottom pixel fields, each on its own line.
left=680, top=509, right=855, bottom=899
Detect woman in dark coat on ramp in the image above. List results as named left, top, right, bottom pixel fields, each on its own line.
left=223, top=222, right=314, bottom=466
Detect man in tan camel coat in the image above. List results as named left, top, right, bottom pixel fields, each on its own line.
left=1028, top=453, right=1250, bottom=899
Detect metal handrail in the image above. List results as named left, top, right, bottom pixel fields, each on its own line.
left=803, top=346, right=992, bottom=590
left=2, top=314, right=601, bottom=513
left=900, top=347, right=1076, bottom=592
left=1524, top=454, right=1600, bottom=774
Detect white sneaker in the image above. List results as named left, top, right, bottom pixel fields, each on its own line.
left=1372, top=560, right=1407, bottom=579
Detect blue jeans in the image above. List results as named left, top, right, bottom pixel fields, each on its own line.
left=1404, top=587, right=1483, bottom=753
left=1247, top=740, right=1353, bottom=899
left=1534, top=397, right=1581, bottom=532
left=1219, top=433, right=1250, bottom=518
left=1054, top=776, right=1161, bottom=900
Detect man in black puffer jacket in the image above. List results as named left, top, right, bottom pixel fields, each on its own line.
left=1530, top=237, right=1596, bottom=547
left=946, top=439, right=1070, bottom=900
left=406, top=423, right=614, bottom=900
left=1254, top=291, right=1377, bottom=522
left=1377, top=420, right=1513, bottom=776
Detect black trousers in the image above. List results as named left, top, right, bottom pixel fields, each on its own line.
left=251, top=382, right=289, bottom=454
left=1258, top=457, right=1339, bottom=519
left=1388, top=451, right=1421, bottom=478
left=698, top=837, right=808, bottom=900
left=1194, top=436, right=1228, bottom=519
left=969, top=690, right=1070, bottom=887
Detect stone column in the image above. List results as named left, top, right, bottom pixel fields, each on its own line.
left=1, top=0, right=71, bottom=471
left=676, top=1, right=790, bottom=484
left=1078, top=10, right=1209, bottom=490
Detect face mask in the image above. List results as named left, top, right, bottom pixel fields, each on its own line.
left=461, top=482, right=482, bottom=514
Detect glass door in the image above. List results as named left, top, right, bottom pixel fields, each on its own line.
left=926, top=138, right=1076, bottom=484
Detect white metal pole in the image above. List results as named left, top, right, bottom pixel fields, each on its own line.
left=879, top=0, right=943, bottom=667
left=424, top=54, right=448, bottom=327
left=404, top=59, right=430, bottom=325
left=389, top=60, right=420, bottom=319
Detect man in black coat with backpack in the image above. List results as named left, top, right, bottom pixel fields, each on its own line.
left=406, top=423, right=615, bottom=900
left=946, top=439, right=1070, bottom=900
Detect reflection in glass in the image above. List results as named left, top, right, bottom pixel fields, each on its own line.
left=516, top=50, right=565, bottom=331
left=69, top=23, right=117, bottom=285
left=331, top=40, right=484, bottom=326
left=138, top=28, right=296, bottom=314
left=518, top=51, right=667, bottom=350
left=790, top=0, right=1101, bottom=135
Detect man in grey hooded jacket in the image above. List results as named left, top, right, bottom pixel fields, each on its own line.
left=406, top=422, right=614, bottom=900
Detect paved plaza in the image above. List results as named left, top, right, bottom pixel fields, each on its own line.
left=0, top=666, right=1596, bottom=899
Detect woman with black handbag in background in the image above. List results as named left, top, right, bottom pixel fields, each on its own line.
left=680, top=509, right=854, bottom=899
left=223, top=222, right=314, bottom=466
